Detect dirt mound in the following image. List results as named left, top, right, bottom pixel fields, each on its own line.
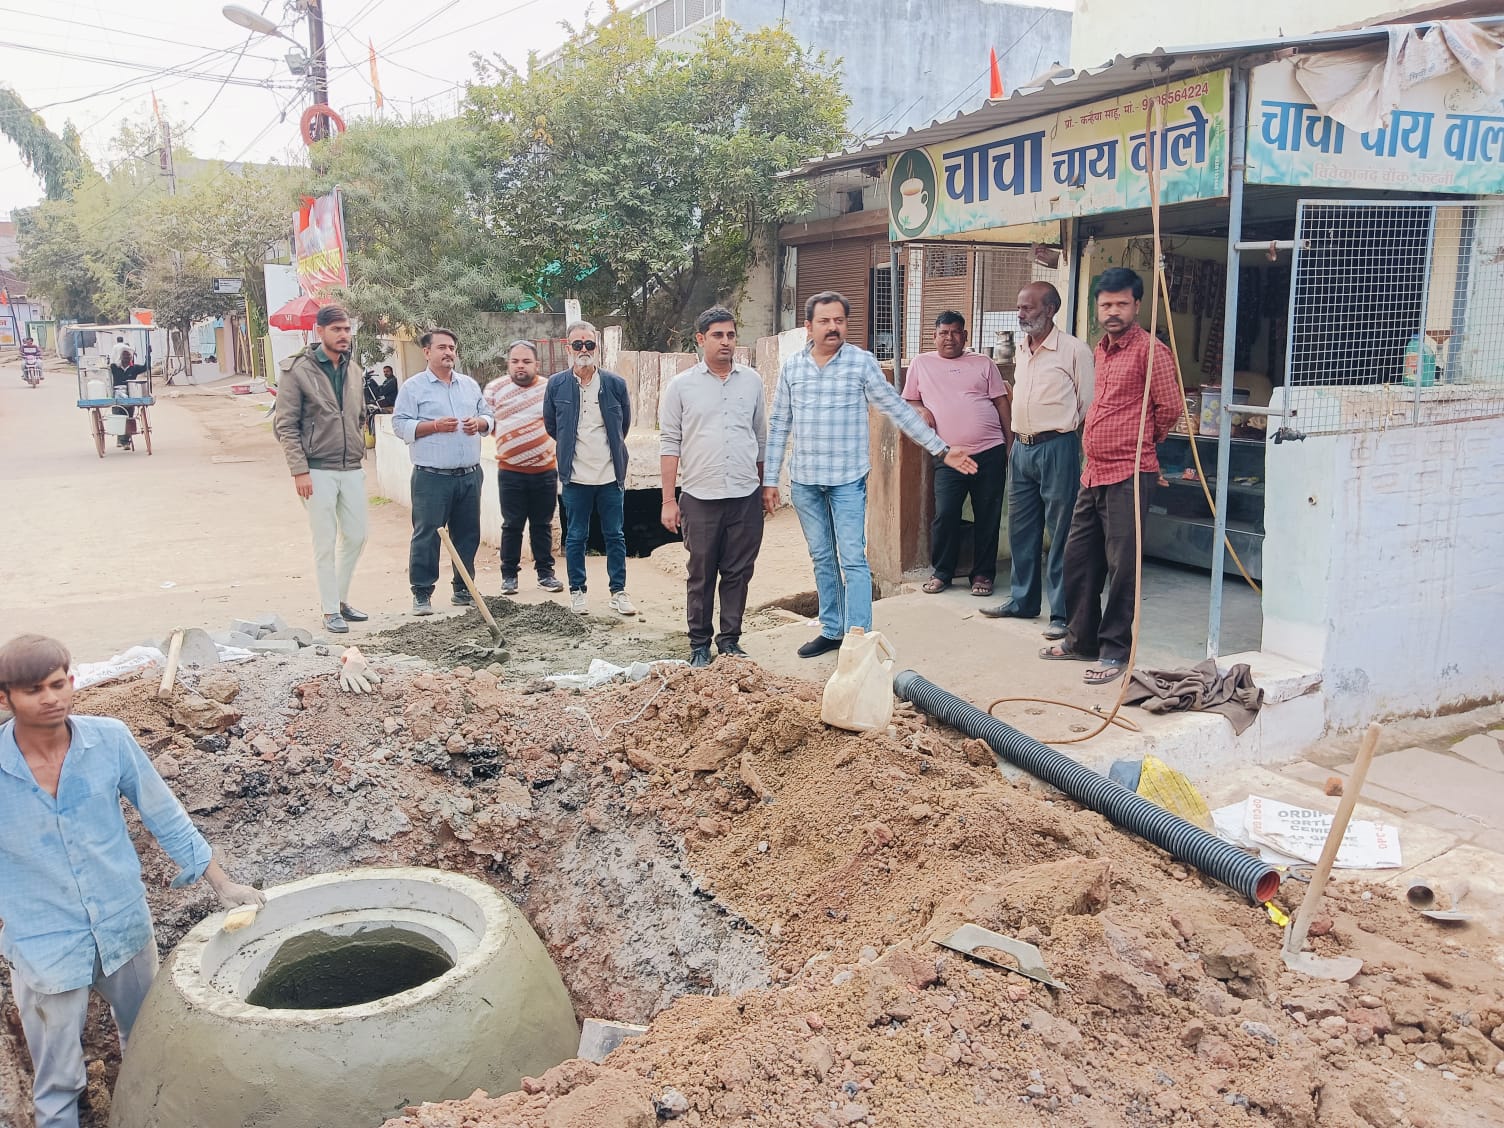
left=28, top=656, right=1504, bottom=1128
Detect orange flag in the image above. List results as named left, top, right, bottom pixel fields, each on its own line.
left=988, top=48, right=1004, bottom=100
left=151, top=89, right=161, bottom=122
left=369, top=40, right=384, bottom=110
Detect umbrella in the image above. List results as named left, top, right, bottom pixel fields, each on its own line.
left=269, top=294, right=323, bottom=331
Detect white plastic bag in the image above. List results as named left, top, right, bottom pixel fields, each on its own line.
left=820, top=628, right=896, bottom=732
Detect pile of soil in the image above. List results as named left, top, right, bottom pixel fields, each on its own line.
left=9, top=653, right=1504, bottom=1128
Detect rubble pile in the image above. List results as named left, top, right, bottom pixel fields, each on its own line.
left=11, top=651, right=1504, bottom=1128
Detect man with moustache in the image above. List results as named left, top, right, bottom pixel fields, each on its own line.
left=763, top=291, right=978, bottom=659
left=484, top=340, right=563, bottom=595
left=273, top=304, right=371, bottom=635
left=543, top=321, right=636, bottom=617
left=1039, top=267, right=1181, bottom=685
left=981, top=281, right=1095, bottom=640
left=660, top=306, right=767, bottom=667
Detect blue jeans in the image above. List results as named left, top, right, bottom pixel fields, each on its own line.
left=791, top=476, right=871, bottom=639
left=560, top=481, right=627, bottom=594
left=1006, top=433, right=1081, bottom=623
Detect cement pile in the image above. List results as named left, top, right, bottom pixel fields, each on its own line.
left=7, top=653, right=1504, bottom=1128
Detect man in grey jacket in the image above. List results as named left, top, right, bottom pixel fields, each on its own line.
left=272, top=305, right=370, bottom=635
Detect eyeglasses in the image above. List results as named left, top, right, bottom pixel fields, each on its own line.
left=569, top=340, right=598, bottom=353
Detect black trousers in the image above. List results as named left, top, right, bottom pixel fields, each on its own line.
left=1062, top=473, right=1155, bottom=663
left=680, top=489, right=765, bottom=650
left=498, top=468, right=558, bottom=580
left=409, top=466, right=482, bottom=599
left=930, top=442, right=1007, bottom=584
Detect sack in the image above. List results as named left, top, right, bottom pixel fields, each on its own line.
left=820, top=628, right=896, bottom=733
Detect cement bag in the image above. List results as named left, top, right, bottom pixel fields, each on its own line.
left=820, top=628, right=896, bottom=732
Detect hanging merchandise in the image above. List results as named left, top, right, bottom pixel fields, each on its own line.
left=1263, top=265, right=1291, bottom=384
left=1200, top=264, right=1226, bottom=375
left=1235, top=267, right=1261, bottom=371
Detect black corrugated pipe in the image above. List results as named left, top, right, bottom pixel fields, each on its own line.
left=894, top=670, right=1280, bottom=904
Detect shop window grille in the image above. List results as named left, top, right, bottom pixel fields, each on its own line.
left=1284, top=200, right=1504, bottom=434
left=872, top=262, right=904, bottom=362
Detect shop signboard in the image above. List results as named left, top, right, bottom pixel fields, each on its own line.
left=886, top=71, right=1230, bottom=242
left=1246, top=57, right=1504, bottom=194
left=293, top=189, right=350, bottom=299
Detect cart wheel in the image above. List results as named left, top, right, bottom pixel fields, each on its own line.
left=142, top=408, right=153, bottom=455
left=91, top=409, right=106, bottom=459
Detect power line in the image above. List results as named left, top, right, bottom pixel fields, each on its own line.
left=0, top=8, right=258, bottom=55
left=0, top=41, right=286, bottom=88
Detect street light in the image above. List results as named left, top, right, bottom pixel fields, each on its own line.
left=221, top=5, right=294, bottom=41
left=223, top=2, right=331, bottom=140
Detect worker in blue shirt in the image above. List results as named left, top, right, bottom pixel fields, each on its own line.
left=0, top=633, right=264, bottom=1128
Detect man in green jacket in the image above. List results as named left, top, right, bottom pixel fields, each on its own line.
left=272, top=305, right=371, bottom=635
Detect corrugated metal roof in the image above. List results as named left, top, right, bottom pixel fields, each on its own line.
left=784, top=15, right=1504, bottom=180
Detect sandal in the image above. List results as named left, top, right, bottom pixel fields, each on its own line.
left=970, top=578, right=993, bottom=597
left=1038, top=644, right=1095, bottom=662
left=1083, top=659, right=1127, bottom=685
left=922, top=577, right=950, bottom=594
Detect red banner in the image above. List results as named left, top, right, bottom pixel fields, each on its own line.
left=293, top=190, right=350, bottom=299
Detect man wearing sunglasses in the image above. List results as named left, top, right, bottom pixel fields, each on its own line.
left=542, top=321, right=636, bottom=616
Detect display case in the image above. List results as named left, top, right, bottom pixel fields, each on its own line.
left=1144, top=433, right=1265, bottom=581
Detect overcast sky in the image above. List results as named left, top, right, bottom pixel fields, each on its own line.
left=0, top=0, right=602, bottom=217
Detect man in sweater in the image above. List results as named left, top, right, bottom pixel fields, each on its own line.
left=484, top=340, right=563, bottom=594
left=272, top=304, right=370, bottom=635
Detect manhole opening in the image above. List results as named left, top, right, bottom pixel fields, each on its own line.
left=246, top=925, right=454, bottom=1010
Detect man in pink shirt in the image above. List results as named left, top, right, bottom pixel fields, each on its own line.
left=903, top=311, right=1012, bottom=597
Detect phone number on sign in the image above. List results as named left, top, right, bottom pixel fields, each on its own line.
left=1142, top=83, right=1210, bottom=109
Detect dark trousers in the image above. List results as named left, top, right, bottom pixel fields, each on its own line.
left=930, top=442, right=1007, bottom=584
left=1005, top=432, right=1082, bottom=622
left=409, top=466, right=482, bottom=599
left=1063, top=473, right=1155, bottom=663
left=560, top=481, right=627, bottom=594
left=498, top=468, right=558, bottom=580
left=681, top=489, right=765, bottom=650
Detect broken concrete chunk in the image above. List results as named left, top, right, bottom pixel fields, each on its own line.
left=211, top=631, right=257, bottom=648
left=246, top=639, right=299, bottom=653
left=577, top=1018, right=648, bottom=1064
left=265, top=628, right=314, bottom=647
left=175, top=628, right=221, bottom=668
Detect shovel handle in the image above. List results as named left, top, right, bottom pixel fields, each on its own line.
left=157, top=629, right=185, bottom=699
left=436, top=527, right=503, bottom=641
left=1284, top=722, right=1382, bottom=955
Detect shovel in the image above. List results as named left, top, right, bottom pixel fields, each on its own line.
left=436, top=527, right=509, bottom=663
left=1281, top=722, right=1382, bottom=982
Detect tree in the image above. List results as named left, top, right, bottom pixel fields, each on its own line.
left=0, top=87, right=89, bottom=200
left=467, top=18, right=847, bottom=349
left=303, top=119, right=527, bottom=367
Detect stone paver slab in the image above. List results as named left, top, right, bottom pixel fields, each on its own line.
left=1452, top=733, right=1504, bottom=773
left=1365, top=748, right=1504, bottom=829
left=1282, top=760, right=1429, bottom=813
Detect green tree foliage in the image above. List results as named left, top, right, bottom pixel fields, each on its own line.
left=305, top=119, right=526, bottom=366
left=0, top=87, right=89, bottom=199
left=467, top=18, right=847, bottom=349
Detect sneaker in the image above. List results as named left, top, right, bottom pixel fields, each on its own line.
left=1042, top=620, right=1069, bottom=641
left=689, top=646, right=713, bottom=668
left=452, top=589, right=475, bottom=607
left=500, top=576, right=519, bottom=596
left=538, top=575, right=564, bottom=593
left=323, top=613, right=349, bottom=635
left=718, top=640, right=751, bottom=659
left=609, top=591, right=637, bottom=616
left=797, top=633, right=843, bottom=659
left=570, top=590, right=589, bottom=615
left=339, top=603, right=369, bottom=622
left=413, top=596, right=433, bottom=617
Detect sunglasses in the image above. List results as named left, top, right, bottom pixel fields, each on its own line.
left=569, top=340, right=598, bottom=353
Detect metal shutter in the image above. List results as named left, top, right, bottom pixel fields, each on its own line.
left=796, top=239, right=872, bottom=347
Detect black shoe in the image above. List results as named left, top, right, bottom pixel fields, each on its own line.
left=452, top=590, right=475, bottom=607
left=537, top=575, right=564, bottom=593
left=718, top=641, right=751, bottom=659
left=689, top=646, right=713, bottom=668
left=797, top=633, right=843, bottom=659
left=978, top=602, right=1036, bottom=620
left=339, top=603, right=369, bottom=622
left=500, top=576, right=519, bottom=596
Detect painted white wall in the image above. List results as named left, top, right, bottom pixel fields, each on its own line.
left=1263, top=393, right=1504, bottom=729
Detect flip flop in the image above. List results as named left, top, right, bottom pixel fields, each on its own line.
left=970, top=579, right=993, bottom=597
left=922, top=578, right=949, bottom=594
left=1039, top=644, right=1095, bottom=661
left=1083, top=659, right=1127, bottom=685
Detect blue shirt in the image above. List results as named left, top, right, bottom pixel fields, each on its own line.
left=763, top=342, right=946, bottom=488
left=0, top=715, right=212, bottom=994
left=392, top=368, right=495, bottom=469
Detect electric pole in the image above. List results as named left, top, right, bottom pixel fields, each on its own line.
left=306, top=0, right=331, bottom=139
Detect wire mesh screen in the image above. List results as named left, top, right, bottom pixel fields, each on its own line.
left=1285, top=200, right=1504, bottom=434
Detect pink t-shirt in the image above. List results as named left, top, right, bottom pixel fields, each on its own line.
left=901, top=351, right=1008, bottom=454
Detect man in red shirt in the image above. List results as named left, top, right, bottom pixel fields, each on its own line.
left=1041, top=267, right=1181, bottom=685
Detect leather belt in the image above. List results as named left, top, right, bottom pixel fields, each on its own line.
left=1014, top=429, right=1070, bottom=446
left=416, top=464, right=479, bottom=476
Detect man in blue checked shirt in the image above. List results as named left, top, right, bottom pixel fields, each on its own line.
left=0, top=634, right=263, bottom=1128
left=762, top=291, right=979, bottom=658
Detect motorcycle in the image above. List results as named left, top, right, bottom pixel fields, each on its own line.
left=22, top=357, right=43, bottom=387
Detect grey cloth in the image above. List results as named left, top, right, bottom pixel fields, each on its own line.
left=1124, top=659, right=1265, bottom=735
left=659, top=362, right=768, bottom=499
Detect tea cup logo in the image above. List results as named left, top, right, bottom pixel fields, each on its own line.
left=898, top=178, right=928, bottom=226
left=889, top=150, right=937, bottom=238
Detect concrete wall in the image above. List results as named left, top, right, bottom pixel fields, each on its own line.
left=1262, top=394, right=1504, bottom=729
left=1071, top=0, right=1449, bottom=69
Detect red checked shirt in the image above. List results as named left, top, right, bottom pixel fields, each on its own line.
left=1081, top=323, right=1183, bottom=488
